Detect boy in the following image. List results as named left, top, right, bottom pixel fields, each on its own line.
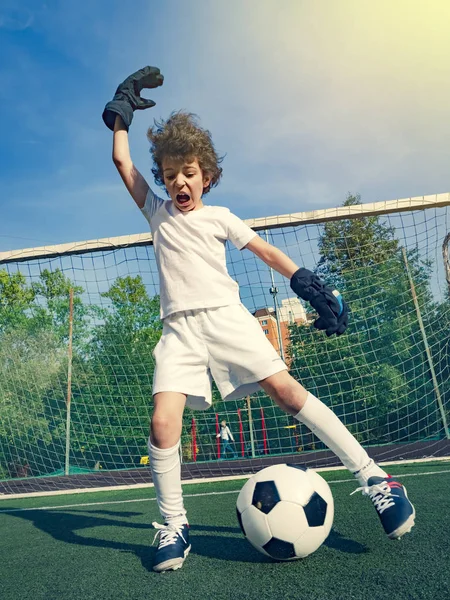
left=217, top=420, right=237, bottom=459
left=102, top=67, right=415, bottom=573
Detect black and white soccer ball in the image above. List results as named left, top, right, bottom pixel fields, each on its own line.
left=236, top=464, right=334, bottom=560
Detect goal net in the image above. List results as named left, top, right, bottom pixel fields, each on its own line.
left=1, top=193, right=449, bottom=495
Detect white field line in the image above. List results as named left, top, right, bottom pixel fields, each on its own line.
left=1, top=456, right=449, bottom=501
left=1, top=468, right=449, bottom=514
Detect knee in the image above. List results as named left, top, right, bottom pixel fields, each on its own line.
left=265, top=374, right=296, bottom=403
left=272, top=381, right=295, bottom=404
left=151, top=410, right=183, bottom=448
left=151, top=407, right=183, bottom=433
left=267, top=376, right=307, bottom=414
left=151, top=412, right=172, bottom=434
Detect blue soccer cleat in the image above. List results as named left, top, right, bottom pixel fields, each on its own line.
left=352, top=476, right=416, bottom=539
left=152, top=521, right=191, bottom=572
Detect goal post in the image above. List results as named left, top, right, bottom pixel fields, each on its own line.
left=0, top=193, right=449, bottom=495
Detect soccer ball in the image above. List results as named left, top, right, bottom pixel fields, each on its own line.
left=236, top=464, right=334, bottom=560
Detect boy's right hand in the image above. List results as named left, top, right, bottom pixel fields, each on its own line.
left=102, top=66, right=164, bottom=131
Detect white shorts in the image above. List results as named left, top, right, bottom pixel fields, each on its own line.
left=152, top=304, right=287, bottom=410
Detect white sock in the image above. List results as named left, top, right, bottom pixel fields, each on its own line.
left=148, top=438, right=187, bottom=525
left=294, top=392, right=387, bottom=485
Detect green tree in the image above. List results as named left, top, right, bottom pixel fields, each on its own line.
left=288, top=193, right=441, bottom=445
left=0, top=268, right=96, bottom=477
left=69, top=276, right=162, bottom=469
left=0, top=270, right=35, bottom=332
left=31, top=268, right=94, bottom=351
left=0, top=327, right=67, bottom=476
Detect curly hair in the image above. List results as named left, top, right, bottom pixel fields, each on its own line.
left=147, top=111, right=223, bottom=195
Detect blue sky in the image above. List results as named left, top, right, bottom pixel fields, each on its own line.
left=1, top=0, right=449, bottom=253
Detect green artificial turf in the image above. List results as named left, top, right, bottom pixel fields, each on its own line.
left=0, top=463, right=449, bottom=600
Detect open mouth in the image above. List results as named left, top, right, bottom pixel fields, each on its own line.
left=176, top=193, right=191, bottom=205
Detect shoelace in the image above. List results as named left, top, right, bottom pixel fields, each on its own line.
left=351, top=481, right=399, bottom=514
left=152, top=521, right=187, bottom=548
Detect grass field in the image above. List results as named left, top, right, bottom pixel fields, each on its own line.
left=1, top=462, right=449, bottom=600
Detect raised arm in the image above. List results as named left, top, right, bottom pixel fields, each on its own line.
left=112, top=116, right=149, bottom=209
left=102, top=66, right=164, bottom=209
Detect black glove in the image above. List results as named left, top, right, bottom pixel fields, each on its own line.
left=290, top=268, right=349, bottom=337
left=102, top=66, right=164, bottom=131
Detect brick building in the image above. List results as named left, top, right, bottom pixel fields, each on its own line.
left=253, top=297, right=308, bottom=362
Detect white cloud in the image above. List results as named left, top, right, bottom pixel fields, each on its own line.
left=1, top=0, right=449, bottom=252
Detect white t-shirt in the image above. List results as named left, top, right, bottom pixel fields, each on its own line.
left=217, top=425, right=234, bottom=441
left=141, top=188, right=257, bottom=319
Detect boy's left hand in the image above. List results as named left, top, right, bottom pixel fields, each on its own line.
left=102, top=66, right=164, bottom=131
left=290, top=268, right=349, bottom=336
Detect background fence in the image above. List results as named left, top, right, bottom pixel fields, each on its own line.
left=0, top=193, right=449, bottom=492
